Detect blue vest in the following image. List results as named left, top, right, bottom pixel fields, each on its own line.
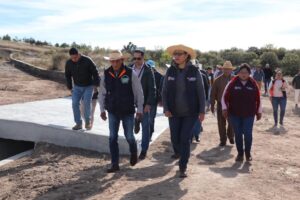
left=165, top=64, right=200, bottom=116
left=104, top=65, right=135, bottom=115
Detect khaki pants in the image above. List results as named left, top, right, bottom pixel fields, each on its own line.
left=217, top=102, right=234, bottom=143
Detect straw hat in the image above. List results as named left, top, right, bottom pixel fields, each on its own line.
left=221, top=61, right=235, bottom=70
left=104, top=50, right=127, bottom=61
left=166, top=44, right=196, bottom=59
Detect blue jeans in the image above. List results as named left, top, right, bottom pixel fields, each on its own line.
left=271, top=97, right=287, bottom=125
left=141, top=111, right=151, bottom=153
left=72, top=85, right=93, bottom=125
left=108, top=113, right=137, bottom=166
left=169, top=116, right=198, bottom=171
left=229, top=115, right=255, bottom=155
left=149, top=105, right=158, bottom=139
left=264, top=79, right=271, bottom=94
left=191, top=120, right=203, bottom=139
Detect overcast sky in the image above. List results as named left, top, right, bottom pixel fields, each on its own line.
left=1, top=0, right=300, bottom=51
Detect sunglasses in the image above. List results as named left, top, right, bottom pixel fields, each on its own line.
left=133, top=57, right=142, bottom=61
left=173, top=52, right=186, bottom=57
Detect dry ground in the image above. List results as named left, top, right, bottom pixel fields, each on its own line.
left=0, top=61, right=299, bottom=200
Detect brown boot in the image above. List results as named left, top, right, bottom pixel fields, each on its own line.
left=85, top=121, right=92, bottom=130
left=130, top=152, right=138, bottom=166
left=245, top=152, right=252, bottom=162
left=72, top=124, right=82, bottom=130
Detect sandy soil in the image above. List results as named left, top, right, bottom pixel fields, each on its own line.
left=0, top=62, right=69, bottom=105
left=0, top=63, right=299, bottom=200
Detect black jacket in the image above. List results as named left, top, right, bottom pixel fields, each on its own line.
left=65, top=55, right=100, bottom=89
left=292, top=74, right=300, bottom=89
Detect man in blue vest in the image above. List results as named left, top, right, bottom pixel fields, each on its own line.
left=99, top=50, right=144, bottom=173
left=132, top=49, right=156, bottom=160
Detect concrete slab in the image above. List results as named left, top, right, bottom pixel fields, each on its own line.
left=0, top=98, right=168, bottom=154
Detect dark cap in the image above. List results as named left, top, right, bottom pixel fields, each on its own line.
left=69, top=47, right=79, bottom=55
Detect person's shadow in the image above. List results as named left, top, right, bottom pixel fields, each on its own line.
left=209, top=162, right=252, bottom=178
left=197, top=145, right=234, bottom=165
left=120, top=175, right=187, bottom=200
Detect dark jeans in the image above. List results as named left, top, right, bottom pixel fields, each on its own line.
left=229, top=115, right=255, bottom=155
left=264, top=79, right=271, bottom=94
left=271, top=97, right=287, bottom=125
left=169, top=116, right=198, bottom=171
left=108, top=113, right=137, bottom=166
left=191, top=120, right=203, bottom=139
left=149, top=105, right=158, bottom=139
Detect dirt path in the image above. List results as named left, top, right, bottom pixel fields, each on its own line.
left=0, top=88, right=299, bottom=200
left=0, top=63, right=299, bottom=199
left=0, top=62, right=68, bottom=105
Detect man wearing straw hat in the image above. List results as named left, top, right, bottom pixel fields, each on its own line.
left=99, top=50, right=144, bottom=173
left=210, top=61, right=235, bottom=146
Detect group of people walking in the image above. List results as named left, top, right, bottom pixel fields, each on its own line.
left=65, top=45, right=298, bottom=178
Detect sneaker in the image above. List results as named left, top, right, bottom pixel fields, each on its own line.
left=85, top=122, right=92, bottom=130
left=171, top=153, right=180, bottom=159
left=195, top=136, right=200, bottom=143
left=235, top=154, right=244, bottom=162
left=179, top=170, right=187, bottom=178
left=229, top=138, right=235, bottom=145
left=130, top=152, right=138, bottom=166
left=106, top=165, right=120, bottom=173
left=134, top=118, right=141, bottom=134
left=72, top=124, right=82, bottom=130
left=138, top=151, right=147, bottom=160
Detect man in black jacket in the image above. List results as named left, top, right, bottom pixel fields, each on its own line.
left=292, top=69, right=300, bottom=110
left=132, top=49, right=156, bottom=160
left=65, top=48, right=100, bottom=130
left=146, top=60, right=163, bottom=140
left=263, top=64, right=273, bottom=96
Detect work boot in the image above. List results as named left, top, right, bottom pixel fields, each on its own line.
left=235, top=153, right=244, bottom=162
left=171, top=153, right=180, bottom=159
left=229, top=138, right=235, bottom=144
left=179, top=169, right=187, bottom=178
left=85, top=122, right=92, bottom=130
left=139, top=151, right=147, bottom=160
left=245, top=152, right=252, bottom=162
left=219, top=141, right=226, bottom=147
left=130, top=152, right=138, bottom=166
left=72, top=124, right=82, bottom=130
left=106, top=165, right=120, bottom=173
left=195, top=136, right=200, bottom=143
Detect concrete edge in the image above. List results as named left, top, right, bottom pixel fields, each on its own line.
left=9, top=52, right=65, bottom=83
left=0, top=149, right=33, bottom=167
left=0, top=119, right=132, bottom=155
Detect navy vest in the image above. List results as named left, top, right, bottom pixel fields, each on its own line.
left=165, top=64, right=200, bottom=116
left=104, top=65, right=135, bottom=115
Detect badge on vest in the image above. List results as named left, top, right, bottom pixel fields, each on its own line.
left=121, top=75, right=130, bottom=84
left=246, top=86, right=254, bottom=90
left=168, top=76, right=175, bottom=81
left=187, top=77, right=196, bottom=81
left=234, top=86, right=242, bottom=90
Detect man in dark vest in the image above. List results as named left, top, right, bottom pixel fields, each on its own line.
left=131, top=49, right=156, bottom=160
left=99, top=50, right=144, bottom=173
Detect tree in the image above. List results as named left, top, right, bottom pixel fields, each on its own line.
left=60, top=43, right=70, bottom=48
left=2, top=34, right=11, bottom=41
left=122, top=42, right=137, bottom=56
left=260, top=52, right=279, bottom=69
left=280, top=53, right=300, bottom=75
left=276, top=47, right=286, bottom=60
left=247, top=46, right=262, bottom=56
